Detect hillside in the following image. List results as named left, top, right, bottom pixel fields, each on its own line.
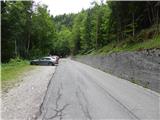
left=91, top=34, right=160, bottom=55
left=53, top=1, right=160, bottom=56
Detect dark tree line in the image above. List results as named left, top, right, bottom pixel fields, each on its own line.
left=1, top=1, right=160, bottom=62
left=1, top=1, right=56, bottom=62
left=66, top=1, right=160, bottom=55
left=108, top=1, right=160, bottom=42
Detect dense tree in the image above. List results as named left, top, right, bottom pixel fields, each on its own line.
left=71, top=13, right=85, bottom=54
left=80, top=9, right=92, bottom=52
left=108, top=1, right=160, bottom=43
left=1, top=1, right=160, bottom=62
left=1, top=1, right=57, bottom=62
left=52, top=27, right=71, bottom=57
left=53, top=13, right=75, bottom=32
left=1, top=1, right=33, bottom=61
left=29, top=4, right=56, bottom=58
left=68, top=1, right=160, bottom=54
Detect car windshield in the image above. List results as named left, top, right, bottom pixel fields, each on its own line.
left=45, top=58, right=51, bottom=60
left=41, top=57, right=51, bottom=60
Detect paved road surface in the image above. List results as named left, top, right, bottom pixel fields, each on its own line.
left=39, top=59, right=160, bottom=120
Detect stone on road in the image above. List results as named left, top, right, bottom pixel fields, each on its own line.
left=39, top=59, right=160, bottom=120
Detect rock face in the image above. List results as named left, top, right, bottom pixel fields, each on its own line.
left=75, top=49, right=160, bottom=93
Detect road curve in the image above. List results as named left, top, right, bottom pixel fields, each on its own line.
left=38, top=59, right=160, bottom=120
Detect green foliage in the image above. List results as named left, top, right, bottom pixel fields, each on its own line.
left=30, top=4, right=56, bottom=58
left=1, top=1, right=32, bottom=61
left=1, top=58, right=29, bottom=82
left=1, top=1, right=57, bottom=62
left=53, top=13, right=75, bottom=32
left=66, top=1, right=160, bottom=55
left=2, top=1, right=160, bottom=62
left=1, top=58, right=33, bottom=92
left=94, top=35, right=160, bottom=55
left=53, top=27, right=71, bottom=57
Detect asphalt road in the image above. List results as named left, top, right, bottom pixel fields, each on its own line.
left=38, top=59, right=160, bottom=120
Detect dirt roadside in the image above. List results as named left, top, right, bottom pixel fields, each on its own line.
left=1, top=66, right=55, bottom=120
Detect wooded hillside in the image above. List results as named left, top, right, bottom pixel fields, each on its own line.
left=1, top=1, right=160, bottom=62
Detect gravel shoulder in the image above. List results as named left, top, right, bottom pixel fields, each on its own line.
left=1, top=66, right=55, bottom=120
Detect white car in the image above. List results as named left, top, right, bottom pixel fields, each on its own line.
left=30, top=57, right=57, bottom=66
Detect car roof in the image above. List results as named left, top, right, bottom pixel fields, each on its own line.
left=43, top=57, right=52, bottom=59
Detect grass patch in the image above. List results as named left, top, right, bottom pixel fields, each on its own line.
left=92, top=35, right=160, bottom=55
left=1, top=58, right=34, bottom=93
left=125, top=36, right=160, bottom=51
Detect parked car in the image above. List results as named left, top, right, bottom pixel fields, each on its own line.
left=30, top=57, right=56, bottom=66
left=52, top=55, right=59, bottom=64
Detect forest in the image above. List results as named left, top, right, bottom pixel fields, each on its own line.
left=1, top=1, right=160, bottom=62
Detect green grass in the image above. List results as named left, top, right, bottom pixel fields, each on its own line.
left=92, top=35, right=160, bottom=55
left=126, top=36, right=160, bottom=51
left=1, top=58, right=34, bottom=92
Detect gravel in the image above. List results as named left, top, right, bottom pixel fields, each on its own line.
left=1, top=66, right=55, bottom=120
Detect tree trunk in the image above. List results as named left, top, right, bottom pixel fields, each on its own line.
left=96, top=14, right=99, bottom=50
left=156, top=7, right=159, bottom=35
left=15, top=39, right=18, bottom=57
left=26, top=11, right=32, bottom=57
left=132, top=12, right=135, bottom=41
left=27, top=33, right=30, bottom=56
left=147, top=8, right=152, bottom=25
left=151, top=6, right=156, bottom=24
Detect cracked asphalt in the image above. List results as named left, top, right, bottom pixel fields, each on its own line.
left=38, top=59, right=160, bottom=120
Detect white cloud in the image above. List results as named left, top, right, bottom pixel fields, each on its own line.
left=34, top=0, right=106, bottom=16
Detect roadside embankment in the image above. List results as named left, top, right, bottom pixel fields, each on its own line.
left=1, top=58, right=32, bottom=93
left=74, top=49, right=160, bottom=93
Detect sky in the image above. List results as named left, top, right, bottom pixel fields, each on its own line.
left=34, top=0, right=107, bottom=16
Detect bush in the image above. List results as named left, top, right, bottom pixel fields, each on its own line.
left=8, top=57, right=28, bottom=65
